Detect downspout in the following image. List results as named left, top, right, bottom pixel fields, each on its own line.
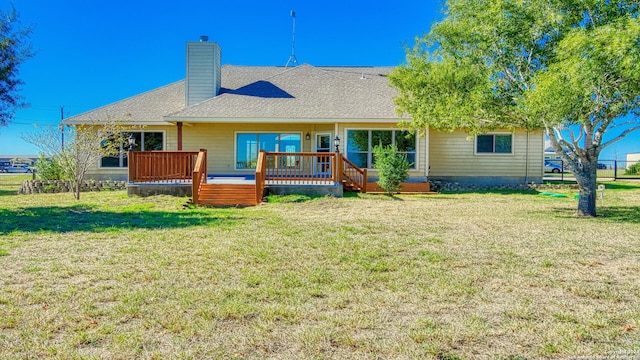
left=525, top=130, right=530, bottom=184
left=425, top=127, right=430, bottom=180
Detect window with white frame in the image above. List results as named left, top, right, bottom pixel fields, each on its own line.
left=101, top=131, right=164, bottom=168
left=236, top=132, right=301, bottom=169
left=475, top=133, right=513, bottom=154
left=346, top=129, right=416, bottom=169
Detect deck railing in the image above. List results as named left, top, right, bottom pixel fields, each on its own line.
left=263, top=152, right=337, bottom=184
left=128, top=151, right=200, bottom=183
left=191, top=150, right=207, bottom=205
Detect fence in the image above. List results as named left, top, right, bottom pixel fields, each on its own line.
left=544, top=160, right=640, bottom=181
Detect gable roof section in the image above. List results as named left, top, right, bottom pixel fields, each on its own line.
left=64, top=64, right=407, bottom=125
left=64, top=81, right=185, bottom=125
left=166, top=64, right=404, bottom=122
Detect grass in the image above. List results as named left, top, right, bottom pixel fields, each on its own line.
left=0, top=182, right=639, bottom=359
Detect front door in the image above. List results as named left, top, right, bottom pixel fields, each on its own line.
left=315, top=133, right=332, bottom=174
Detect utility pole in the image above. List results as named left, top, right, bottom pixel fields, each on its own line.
left=59, top=106, right=65, bottom=151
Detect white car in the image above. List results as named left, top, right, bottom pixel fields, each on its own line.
left=2, top=164, right=33, bottom=173
left=544, top=160, right=563, bottom=173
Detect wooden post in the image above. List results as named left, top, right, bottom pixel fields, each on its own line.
left=177, top=122, right=183, bottom=151
left=200, top=149, right=207, bottom=183
left=362, top=168, right=367, bottom=193
left=335, top=152, right=343, bottom=184
left=128, top=151, right=134, bottom=182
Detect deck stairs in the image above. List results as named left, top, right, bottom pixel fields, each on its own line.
left=197, top=183, right=258, bottom=206
left=191, top=152, right=367, bottom=206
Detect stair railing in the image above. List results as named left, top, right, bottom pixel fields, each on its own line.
left=340, top=155, right=367, bottom=193
left=191, top=149, right=207, bottom=205
left=255, top=150, right=267, bottom=204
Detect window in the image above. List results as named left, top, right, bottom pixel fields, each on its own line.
left=101, top=131, right=164, bottom=168
left=476, top=134, right=512, bottom=154
left=236, top=132, right=301, bottom=169
left=346, top=129, right=416, bottom=169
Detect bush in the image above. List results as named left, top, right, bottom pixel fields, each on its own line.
left=625, top=162, right=640, bottom=176
left=372, top=144, right=411, bottom=194
left=34, top=155, right=65, bottom=180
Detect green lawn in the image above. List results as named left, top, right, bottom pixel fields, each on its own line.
left=1, top=184, right=639, bottom=359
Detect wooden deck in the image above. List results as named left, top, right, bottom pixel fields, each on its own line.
left=128, top=149, right=432, bottom=206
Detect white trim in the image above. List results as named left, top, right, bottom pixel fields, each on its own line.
left=234, top=131, right=303, bottom=171
left=474, top=132, right=514, bottom=155
left=344, top=127, right=419, bottom=170
left=314, top=132, right=332, bottom=152
left=164, top=117, right=408, bottom=124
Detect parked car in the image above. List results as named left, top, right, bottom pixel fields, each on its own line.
left=544, top=160, right=563, bottom=173
left=597, top=163, right=608, bottom=169
left=2, top=164, right=33, bottom=173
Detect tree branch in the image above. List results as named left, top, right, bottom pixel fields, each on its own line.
left=601, top=125, right=640, bottom=149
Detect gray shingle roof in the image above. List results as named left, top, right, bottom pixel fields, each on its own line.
left=64, top=64, right=407, bottom=125
left=64, top=81, right=186, bottom=125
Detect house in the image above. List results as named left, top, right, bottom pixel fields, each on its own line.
left=63, top=38, right=543, bottom=203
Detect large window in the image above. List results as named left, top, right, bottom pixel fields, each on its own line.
left=476, top=134, right=512, bottom=154
left=101, top=131, right=164, bottom=168
left=346, top=129, right=416, bottom=169
left=236, top=132, right=301, bottom=169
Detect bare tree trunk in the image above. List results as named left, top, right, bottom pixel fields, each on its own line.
left=574, top=162, right=598, bottom=217
left=73, top=180, right=80, bottom=200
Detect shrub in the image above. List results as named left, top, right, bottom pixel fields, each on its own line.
left=35, top=155, right=65, bottom=180
left=372, top=144, right=411, bottom=194
left=625, top=163, right=640, bottom=176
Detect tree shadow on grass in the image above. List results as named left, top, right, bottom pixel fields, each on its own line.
left=597, top=206, right=640, bottom=223
left=0, top=205, right=243, bottom=234
left=0, top=189, right=18, bottom=196
left=548, top=205, right=640, bottom=223
left=439, top=189, right=540, bottom=195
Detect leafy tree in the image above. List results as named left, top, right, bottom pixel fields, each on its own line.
left=389, top=0, right=639, bottom=217
left=372, top=143, right=411, bottom=195
left=0, top=5, right=34, bottom=127
left=23, top=117, right=129, bottom=199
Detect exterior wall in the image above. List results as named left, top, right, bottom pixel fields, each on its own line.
left=335, top=123, right=428, bottom=181
left=626, top=153, right=640, bottom=163
left=428, top=129, right=544, bottom=184
left=84, top=122, right=543, bottom=186
left=85, top=125, right=177, bottom=181
left=181, top=123, right=322, bottom=175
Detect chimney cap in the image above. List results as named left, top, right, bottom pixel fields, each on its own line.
left=199, top=35, right=209, bottom=42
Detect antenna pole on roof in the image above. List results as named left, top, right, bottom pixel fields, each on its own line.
left=285, top=10, right=299, bottom=67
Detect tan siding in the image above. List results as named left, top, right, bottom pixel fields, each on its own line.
left=86, top=125, right=177, bottom=180
left=181, top=123, right=319, bottom=174
left=428, top=129, right=543, bottom=178
left=337, top=123, right=427, bottom=178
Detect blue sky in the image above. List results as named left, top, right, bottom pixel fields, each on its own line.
left=0, top=0, right=637, bottom=160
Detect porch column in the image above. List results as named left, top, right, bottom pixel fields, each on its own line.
left=177, top=122, right=183, bottom=150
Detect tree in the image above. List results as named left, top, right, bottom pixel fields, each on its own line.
left=372, top=144, right=411, bottom=195
left=23, top=117, right=129, bottom=199
left=0, top=5, right=34, bottom=127
left=389, top=0, right=640, bottom=217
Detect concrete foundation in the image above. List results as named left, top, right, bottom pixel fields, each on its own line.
left=266, top=184, right=343, bottom=198
left=127, top=183, right=192, bottom=197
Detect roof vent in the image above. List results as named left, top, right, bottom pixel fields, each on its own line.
left=199, top=35, right=209, bottom=42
